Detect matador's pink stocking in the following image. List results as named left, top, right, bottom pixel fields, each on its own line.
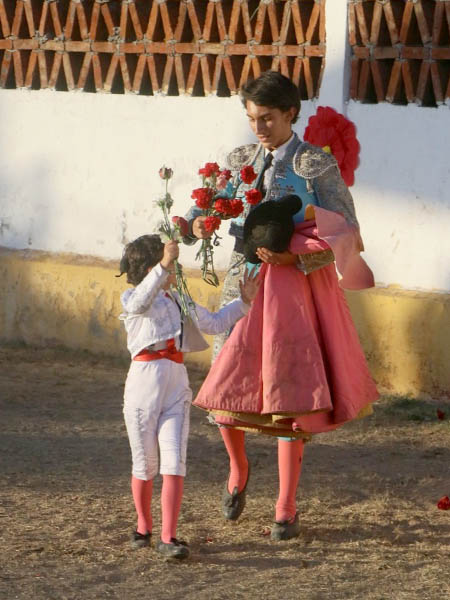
left=275, top=438, right=305, bottom=522
left=160, top=474, right=184, bottom=543
left=131, top=476, right=153, bottom=535
left=220, top=427, right=249, bottom=494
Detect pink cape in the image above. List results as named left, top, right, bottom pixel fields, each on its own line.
left=193, top=212, right=378, bottom=436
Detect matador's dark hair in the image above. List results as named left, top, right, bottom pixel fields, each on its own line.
left=116, top=234, right=164, bottom=286
left=240, top=71, right=301, bottom=123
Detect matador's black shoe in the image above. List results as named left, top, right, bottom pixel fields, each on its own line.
left=156, top=538, right=190, bottom=560
left=131, top=530, right=152, bottom=549
left=270, top=513, right=300, bottom=541
left=222, top=465, right=250, bottom=521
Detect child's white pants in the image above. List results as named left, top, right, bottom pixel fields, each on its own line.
left=123, top=360, right=192, bottom=480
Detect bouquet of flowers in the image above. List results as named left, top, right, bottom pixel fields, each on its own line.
left=189, top=161, right=262, bottom=286
left=156, top=166, right=194, bottom=316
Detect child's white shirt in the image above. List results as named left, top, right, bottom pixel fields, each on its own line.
left=120, top=263, right=249, bottom=358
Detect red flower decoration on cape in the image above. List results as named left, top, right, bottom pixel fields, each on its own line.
left=303, top=106, right=360, bottom=187
left=437, top=409, right=446, bottom=420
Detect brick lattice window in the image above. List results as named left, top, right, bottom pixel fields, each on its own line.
left=0, top=0, right=326, bottom=98
left=348, top=0, right=450, bottom=106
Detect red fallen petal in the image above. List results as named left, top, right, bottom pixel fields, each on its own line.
left=437, top=409, right=446, bottom=420
left=261, top=527, right=271, bottom=536
left=437, top=496, right=450, bottom=510
left=205, top=536, right=214, bottom=543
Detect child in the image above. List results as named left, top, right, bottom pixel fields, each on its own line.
left=118, top=234, right=259, bottom=559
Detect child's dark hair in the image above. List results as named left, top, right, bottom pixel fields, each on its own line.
left=240, top=71, right=301, bottom=123
left=117, top=234, right=164, bottom=286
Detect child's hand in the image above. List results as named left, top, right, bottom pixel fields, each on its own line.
left=161, top=240, right=179, bottom=270
left=239, top=267, right=261, bottom=305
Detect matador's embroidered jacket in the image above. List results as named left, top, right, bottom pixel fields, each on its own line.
left=185, top=133, right=360, bottom=246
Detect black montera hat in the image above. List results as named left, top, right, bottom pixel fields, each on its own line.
left=243, top=194, right=302, bottom=264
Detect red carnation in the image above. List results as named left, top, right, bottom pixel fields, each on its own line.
left=199, top=162, right=221, bottom=178
left=220, top=169, right=232, bottom=181
left=172, top=216, right=189, bottom=237
left=303, top=106, right=360, bottom=187
left=240, top=165, right=257, bottom=184
left=228, top=198, right=244, bottom=218
left=245, top=188, right=262, bottom=205
left=214, top=198, right=231, bottom=216
left=437, top=496, right=450, bottom=510
left=204, top=216, right=221, bottom=233
left=191, top=187, right=214, bottom=209
left=214, top=197, right=244, bottom=218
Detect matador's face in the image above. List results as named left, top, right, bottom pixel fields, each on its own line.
left=245, top=100, right=296, bottom=151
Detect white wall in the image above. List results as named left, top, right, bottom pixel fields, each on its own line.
left=0, top=0, right=449, bottom=292
left=0, top=89, right=317, bottom=270
left=348, top=102, right=450, bottom=292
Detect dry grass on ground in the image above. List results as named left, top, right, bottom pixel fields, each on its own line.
left=0, top=347, right=449, bottom=600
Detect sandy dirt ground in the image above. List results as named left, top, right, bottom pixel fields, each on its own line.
left=0, top=346, right=449, bottom=600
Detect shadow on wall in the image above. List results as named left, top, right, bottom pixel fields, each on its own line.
left=0, top=247, right=129, bottom=359
left=0, top=159, right=53, bottom=252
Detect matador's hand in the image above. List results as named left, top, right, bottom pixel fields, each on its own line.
left=256, top=247, right=297, bottom=266
left=192, top=216, right=213, bottom=239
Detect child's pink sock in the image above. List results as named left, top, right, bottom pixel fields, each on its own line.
left=220, top=428, right=249, bottom=494
left=160, top=475, right=184, bottom=543
left=275, top=439, right=304, bottom=522
left=131, top=476, right=153, bottom=535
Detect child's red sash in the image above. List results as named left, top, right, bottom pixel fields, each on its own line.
left=133, top=338, right=183, bottom=364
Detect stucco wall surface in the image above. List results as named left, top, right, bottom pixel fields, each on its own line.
left=0, top=247, right=218, bottom=364
left=1, top=249, right=448, bottom=400
left=347, top=102, right=450, bottom=292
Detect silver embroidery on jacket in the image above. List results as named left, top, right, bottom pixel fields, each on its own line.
left=226, top=144, right=260, bottom=170
left=292, top=142, right=337, bottom=179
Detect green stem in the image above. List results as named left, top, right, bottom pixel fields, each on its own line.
left=159, top=176, right=196, bottom=316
